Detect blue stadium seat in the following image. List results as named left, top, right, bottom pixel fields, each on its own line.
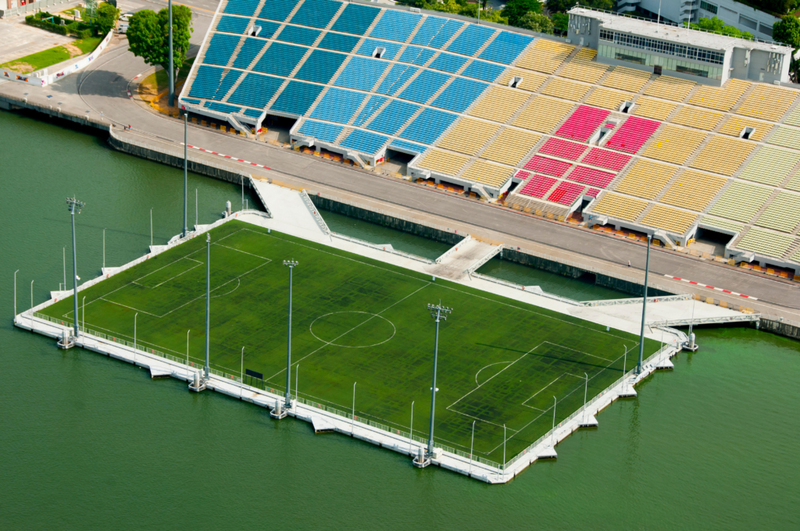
left=224, top=0, right=260, bottom=17
left=276, top=24, right=321, bottom=46
left=252, top=21, right=281, bottom=39
left=412, top=17, right=462, bottom=48
left=310, top=88, right=365, bottom=124
left=212, top=70, right=242, bottom=100
left=331, top=3, right=380, bottom=35
left=189, top=66, right=224, bottom=99
left=368, top=9, right=421, bottom=43
left=367, top=100, right=420, bottom=135
left=446, top=25, right=495, bottom=57
left=233, top=38, right=268, bottom=69
left=357, top=39, right=401, bottom=60
left=398, top=108, right=457, bottom=145
left=398, top=70, right=450, bottom=104
left=204, top=34, right=240, bottom=66
left=478, top=31, right=533, bottom=65
left=228, top=73, right=284, bottom=108
left=318, top=32, right=360, bottom=53
left=205, top=101, right=242, bottom=114
left=295, top=50, right=347, bottom=84
left=399, top=46, right=435, bottom=66
left=461, top=60, right=505, bottom=82
left=289, top=0, right=341, bottom=29
left=375, top=64, right=418, bottom=95
left=333, top=57, right=388, bottom=91
left=271, top=80, right=324, bottom=116
left=340, top=129, right=388, bottom=155
left=243, top=108, right=264, bottom=119
left=257, top=0, right=298, bottom=22
left=431, top=77, right=488, bottom=113
left=298, top=119, right=343, bottom=142
left=252, top=42, right=308, bottom=77
left=429, top=52, right=467, bottom=73
left=216, top=16, right=250, bottom=34
left=183, top=98, right=201, bottom=105
left=389, top=138, right=426, bottom=155
left=352, top=95, right=388, bottom=126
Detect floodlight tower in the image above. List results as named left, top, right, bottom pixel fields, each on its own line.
left=425, top=302, right=452, bottom=461
left=66, top=197, right=85, bottom=337
left=283, top=260, right=299, bottom=408
left=637, top=235, right=652, bottom=374
left=204, top=233, right=211, bottom=380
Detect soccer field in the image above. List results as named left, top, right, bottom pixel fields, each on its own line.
left=42, top=220, right=659, bottom=463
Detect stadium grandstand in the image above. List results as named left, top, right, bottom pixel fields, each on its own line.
left=180, top=0, right=800, bottom=276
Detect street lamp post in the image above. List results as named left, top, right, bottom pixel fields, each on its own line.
left=66, top=196, right=84, bottom=337
left=13, top=269, right=19, bottom=317
left=283, top=260, right=298, bottom=408
left=134, top=312, right=138, bottom=350
left=150, top=207, right=153, bottom=247
left=503, top=424, right=507, bottom=474
left=551, top=396, right=557, bottom=448
left=583, top=372, right=589, bottom=424
left=426, top=302, right=452, bottom=459
left=168, top=0, right=174, bottom=107
left=30, top=280, right=34, bottom=313
left=352, top=381, right=357, bottom=433
left=204, top=234, right=211, bottom=380
left=410, top=400, right=415, bottom=453
left=82, top=296, right=85, bottom=333
left=183, top=113, right=188, bottom=237
left=240, top=346, right=245, bottom=399
left=469, top=420, right=475, bottom=476
left=186, top=329, right=191, bottom=377
left=102, top=228, right=105, bottom=270
left=637, top=235, right=652, bottom=374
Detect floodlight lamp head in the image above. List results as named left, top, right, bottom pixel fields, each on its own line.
left=283, top=260, right=298, bottom=268
left=206, top=233, right=210, bottom=243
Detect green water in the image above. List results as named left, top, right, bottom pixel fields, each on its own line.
left=478, top=257, right=624, bottom=301
left=322, top=209, right=454, bottom=261
left=1, top=110, right=799, bottom=529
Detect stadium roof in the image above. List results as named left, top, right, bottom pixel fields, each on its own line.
left=569, top=7, right=791, bottom=53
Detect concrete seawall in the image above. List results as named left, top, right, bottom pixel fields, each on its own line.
left=0, top=93, right=109, bottom=131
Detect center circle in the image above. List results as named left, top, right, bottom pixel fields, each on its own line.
left=310, top=311, right=396, bottom=348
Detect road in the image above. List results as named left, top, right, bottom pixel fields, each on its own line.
left=2, top=0, right=800, bottom=319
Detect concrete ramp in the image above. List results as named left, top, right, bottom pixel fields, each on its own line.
left=428, top=238, right=499, bottom=281
left=250, top=178, right=329, bottom=243
left=568, top=298, right=758, bottom=335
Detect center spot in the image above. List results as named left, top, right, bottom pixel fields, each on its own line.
left=310, top=311, right=396, bottom=348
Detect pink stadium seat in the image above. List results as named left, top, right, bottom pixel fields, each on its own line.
left=586, top=187, right=600, bottom=197
left=519, top=174, right=557, bottom=198
left=538, top=137, right=587, bottom=161
left=547, top=181, right=585, bottom=205
left=567, top=166, right=616, bottom=188
left=582, top=148, right=631, bottom=171
left=605, top=116, right=660, bottom=153
left=523, top=155, right=572, bottom=177
left=555, top=105, right=610, bottom=142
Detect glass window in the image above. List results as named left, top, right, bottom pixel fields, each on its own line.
left=700, top=1, right=718, bottom=15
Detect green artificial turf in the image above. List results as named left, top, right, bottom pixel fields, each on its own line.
left=42, top=220, right=659, bottom=464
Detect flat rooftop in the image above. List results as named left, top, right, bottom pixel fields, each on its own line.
left=569, top=7, right=792, bottom=54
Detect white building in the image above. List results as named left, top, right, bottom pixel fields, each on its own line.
left=569, top=7, right=792, bottom=86
left=616, top=0, right=780, bottom=40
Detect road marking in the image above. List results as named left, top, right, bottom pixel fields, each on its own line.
left=664, top=275, right=758, bottom=300
left=186, top=144, right=271, bottom=170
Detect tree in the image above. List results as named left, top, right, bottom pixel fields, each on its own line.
left=93, top=2, right=119, bottom=36
left=552, top=12, right=569, bottom=35
left=546, top=0, right=613, bottom=13
left=774, top=16, right=800, bottom=48
left=127, top=6, right=193, bottom=77
left=519, top=11, right=554, bottom=33
left=502, top=0, right=542, bottom=27
left=688, top=17, right=754, bottom=40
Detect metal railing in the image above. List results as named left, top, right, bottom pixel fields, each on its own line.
left=470, top=272, right=585, bottom=307
left=300, top=190, right=331, bottom=235
left=434, top=234, right=471, bottom=264
left=33, top=312, right=243, bottom=383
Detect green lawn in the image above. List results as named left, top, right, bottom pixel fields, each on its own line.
left=0, top=36, right=102, bottom=73
left=42, top=220, right=659, bottom=464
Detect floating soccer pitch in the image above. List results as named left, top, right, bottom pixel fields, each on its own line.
left=41, top=220, right=659, bottom=465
